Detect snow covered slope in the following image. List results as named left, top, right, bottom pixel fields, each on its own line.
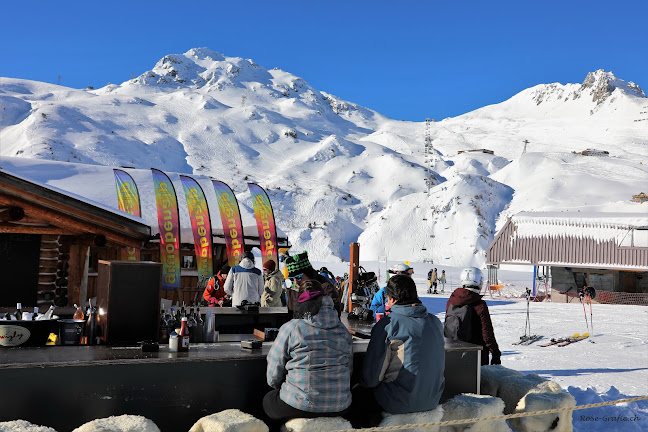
left=1, top=49, right=646, bottom=263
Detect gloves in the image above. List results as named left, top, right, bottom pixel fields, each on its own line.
left=491, top=353, right=501, bottom=365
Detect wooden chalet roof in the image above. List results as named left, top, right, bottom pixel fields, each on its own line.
left=0, top=170, right=151, bottom=248
left=487, top=212, right=648, bottom=271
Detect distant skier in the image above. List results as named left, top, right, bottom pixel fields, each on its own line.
left=439, top=269, right=446, bottom=293
left=428, top=268, right=438, bottom=294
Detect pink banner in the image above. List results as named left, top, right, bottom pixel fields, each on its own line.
left=180, top=175, right=213, bottom=281
left=151, top=169, right=181, bottom=291
left=113, top=169, right=141, bottom=261
left=212, top=180, right=245, bottom=267
left=247, top=183, right=279, bottom=267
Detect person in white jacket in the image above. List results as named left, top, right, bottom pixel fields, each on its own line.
left=224, top=251, right=264, bottom=307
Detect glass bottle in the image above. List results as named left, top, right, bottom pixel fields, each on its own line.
left=73, top=304, right=85, bottom=320
left=38, top=305, right=55, bottom=321
left=178, top=317, right=190, bottom=352
left=14, top=303, right=22, bottom=321
left=187, top=308, right=197, bottom=342
left=195, top=307, right=204, bottom=343
left=159, top=308, right=169, bottom=344
left=32, top=306, right=39, bottom=320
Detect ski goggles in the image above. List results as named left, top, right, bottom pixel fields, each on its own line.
left=289, top=273, right=304, bottom=282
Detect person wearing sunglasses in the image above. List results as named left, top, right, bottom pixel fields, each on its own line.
left=284, top=251, right=341, bottom=317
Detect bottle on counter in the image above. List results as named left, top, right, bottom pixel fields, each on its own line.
left=164, top=309, right=175, bottom=341
left=194, top=307, right=204, bottom=343
left=14, top=303, right=22, bottom=321
left=178, top=317, right=190, bottom=352
left=32, top=306, right=39, bottom=320
left=187, top=308, right=197, bottom=343
left=37, top=305, right=56, bottom=321
left=73, top=304, right=85, bottom=320
left=169, top=331, right=179, bottom=352
left=159, top=308, right=169, bottom=344
left=86, top=303, right=98, bottom=345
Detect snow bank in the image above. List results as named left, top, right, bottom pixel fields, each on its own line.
left=189, top=409, right=268, bottom=432
left=511, top=391, right=575, bottom=432
left=439, top=393, right=511, bottom=432
left=71, top=415, right=159, bottom=432
left=0, top=420, right=57, bottom=432
left=378, top=406, right=444, bottom=432
left=281, top=417, right=351, bottom=432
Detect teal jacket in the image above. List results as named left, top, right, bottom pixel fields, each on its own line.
left=361, top=303, right=445, bottom=414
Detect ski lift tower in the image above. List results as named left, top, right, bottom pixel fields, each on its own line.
left=424, top=118, right=435, bottom=195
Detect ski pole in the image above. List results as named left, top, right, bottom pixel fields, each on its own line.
left=588, top=294, right=594, bottom=342
left=525, top=288, right=531, bottom=337
left=580, top=291, right=590, bottom=334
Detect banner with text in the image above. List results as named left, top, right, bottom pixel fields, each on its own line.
left=212, top=180, right=246, bottom=267
left=113, top=169, right=141, bottom=261
left=248, top=183, right=279, bottom=268
left=180, top=175, right=213, bottom=281
left=151, top=169, right=181, bottom=291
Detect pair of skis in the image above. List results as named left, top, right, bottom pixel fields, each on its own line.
left=512, top=334, right=543, bottom=346
left=540, top=332, right=589, bottom=347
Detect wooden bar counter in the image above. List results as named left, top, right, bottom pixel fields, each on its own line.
left=0, top=318, right=481, bottom=432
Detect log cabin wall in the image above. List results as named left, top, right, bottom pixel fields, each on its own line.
left=37, top=235, right=59, bottom=307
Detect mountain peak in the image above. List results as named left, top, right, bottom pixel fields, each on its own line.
left=580, top=69, right=645, bottom=103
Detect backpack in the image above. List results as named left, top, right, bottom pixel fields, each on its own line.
left=444, top=304, right=476, bottom=341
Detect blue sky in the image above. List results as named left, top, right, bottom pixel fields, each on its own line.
left=2, top=1, right=646, bottom=121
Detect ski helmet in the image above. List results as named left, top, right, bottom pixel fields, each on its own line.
left=460, top=267, right=483, bottom=289
left=389, top=263, right=411, bottom=275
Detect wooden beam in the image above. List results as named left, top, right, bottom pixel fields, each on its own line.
left=0, top=206, right=25, bottom=221
left=0, top=185, right=149, bottom=240
left=348, top=242, right=360, bottom=312
left=0, top=196, right=145, bottom=248
left=0, top=224, right=80, bottom=235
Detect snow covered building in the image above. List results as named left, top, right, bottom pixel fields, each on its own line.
left=0, top=169, right=152, bottom=310
left=487, top=212, right=648, bottom=304
left=0, top=160, right=290, bottom=310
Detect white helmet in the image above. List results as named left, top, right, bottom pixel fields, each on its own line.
left=460, top=267, right=483, bottom=288
left=389, top=263, right=411, bottom=275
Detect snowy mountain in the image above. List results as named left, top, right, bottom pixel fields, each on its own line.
left=1, top=48, right=646, bottom=264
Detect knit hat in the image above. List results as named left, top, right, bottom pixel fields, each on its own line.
left=263, top=260, right=276, bottom=272
left=284, top=251, right=313, bottom=278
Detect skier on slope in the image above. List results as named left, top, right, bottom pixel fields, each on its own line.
left=427, top=268, right=438, bottom=294
left=439, top=270, right=446, bottom=293
left=444, top=267, right=501, bottom=365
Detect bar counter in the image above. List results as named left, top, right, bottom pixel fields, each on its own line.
left=0, top=326, right=481, bottom=432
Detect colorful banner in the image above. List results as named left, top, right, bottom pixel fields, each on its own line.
left=151, top=169, right=181, bottom=291
left=212, top=180, right=246, bottom=267
left=247, top=183, right=279, bottom=268
left=113, top=169, right=142, bottom=261
left=180, top=175, right=213, bottom=281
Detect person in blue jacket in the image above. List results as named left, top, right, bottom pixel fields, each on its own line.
left=347, top=274, right=445, bottom=428
left=369, top=263, right=412, bottom=318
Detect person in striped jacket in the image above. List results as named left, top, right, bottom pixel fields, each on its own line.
left=263, top=279, right=353, bottom=425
